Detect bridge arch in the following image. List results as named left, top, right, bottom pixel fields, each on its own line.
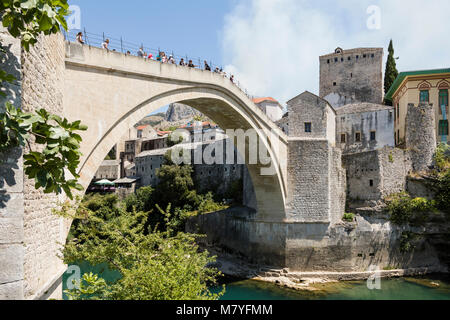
left=64, top=43, right=288, bottom=222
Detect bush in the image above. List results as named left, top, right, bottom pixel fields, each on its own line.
left=63, top=206, right=224, bottom=300
left=386, top=192, right=436, bottom=225
left=343, top=212, right=355, bottom=222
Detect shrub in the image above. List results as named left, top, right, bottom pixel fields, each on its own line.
left=386, top=192, right=436, bottom=225
left=343, top=212, right=355, bottom=222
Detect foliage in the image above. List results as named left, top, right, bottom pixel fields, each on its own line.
left=384, top=39, right=399, bottom=104
left=0, top=0, right=70, bottom=51
left=386, top=192, right=437, bottom=225
left=434, top=143, right=450, bottom=172
left=0, top=103, right=87, bottom=198
left=389, top=152, right=394, bottom=163
left=342, top=212, right=355, bottom=222
left=124, top=186, right=154, bottom=213
left=62, top=202, right=224, bottom=300
left=429, top=143, right=450, bottom=214
left=399, top=231, right=418, bottom=253
left=167, top=134, right=184, bottom=147
left=1, top=0, right=86, bottom=199
left=64, top=272, right=109, bottom=300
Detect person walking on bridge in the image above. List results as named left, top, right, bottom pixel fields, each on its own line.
left=204, top=61, right=211, bottom=71
left=102, top=39, right=110, bottom=51
left=137, top=46, right=145, bottom=58
left=188, top=60, right=196, bottom=68
left=76, top=32, right=84, bottom=44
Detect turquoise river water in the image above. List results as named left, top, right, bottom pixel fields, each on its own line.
left=62, top=262, right=450, bottom=300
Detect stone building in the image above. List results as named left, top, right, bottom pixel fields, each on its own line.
left=343, top=147, right=412, bottom=201
left=135, top=148, right=169, bottom=187
left=286, top=91, right=345, bottom=224
left=92, top=160, right=120, bottom=181
left=253, top=97, right=284, bottom=122
left=336, top=103, right=395, bottom=154
left=286, top=91, right=336, bottom=143
left=385, top=68, right=450, bottom=145
left=319, top=47, right=384, bottom=108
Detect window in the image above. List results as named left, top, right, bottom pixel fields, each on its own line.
left=370, top=131, right=376, bottom=141
left=333, top=82, right=337, bottom=86
left=305, top=122, right=312, bottom=133
left=394, top=132, right=397, bottom=145
left=356, top=55, right=359, bottom=59
left=341, top=57, right=344, bottom=62
left=439, top=89, right=448, bottom=111
left=350, top=73, right=353, bottom=78
left=439, top=120, right=449, bottom=136
left=327, top=59, right=330, bottom=64
left=420, top=90, right=429, bottom=103
left=348, top=56, right=351, bottom=61
left=370, top=180, right=374, bottom=187
left=341, top=134, right=346, bottom=143
left=355, top=132, right=361, bottom=142
left=371, top=54, right=374, bottom=58
left=363, top=54, right=367, bottom=58
left=334, top=58, right=338, bottom=62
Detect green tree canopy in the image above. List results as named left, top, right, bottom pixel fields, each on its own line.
left=384, top=39, right=399, bottom=104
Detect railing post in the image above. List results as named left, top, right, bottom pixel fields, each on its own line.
left=121, top=37, right=123, bottom=53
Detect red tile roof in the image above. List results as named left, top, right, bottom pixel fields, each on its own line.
left=252, top=97, right=278, bottom=104
left=136, top=125, right=149, bottom=130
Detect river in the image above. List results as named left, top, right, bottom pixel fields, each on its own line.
left=62, top=262, right=450, bottom=300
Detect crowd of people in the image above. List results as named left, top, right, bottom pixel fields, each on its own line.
left=75, top=32, right=237, bottom=85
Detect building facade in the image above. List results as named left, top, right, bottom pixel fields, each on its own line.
left=253, top=97, right=284, bottom=122
left=385, top=68, right=450, bottom=145
left=319, top=47, right=384, bottom=108
left=336, top=103, right=395, bottom=154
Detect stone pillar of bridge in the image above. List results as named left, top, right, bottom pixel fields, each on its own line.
left=0, top=28, right=68, bottom=300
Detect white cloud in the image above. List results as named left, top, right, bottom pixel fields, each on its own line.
left=221, top=0, right=450, bottom=107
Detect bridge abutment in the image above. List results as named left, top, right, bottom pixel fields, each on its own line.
left=0, top=29, right=68, bottom=300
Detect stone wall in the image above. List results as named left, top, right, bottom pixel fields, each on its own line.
left=0, top=26, right=24, bottom=300
left=405, top=103, right=437, bottom=172
left=343, top=147, right=412, bottom=201
left=319, top=48, right=384, bottom=108
left=21, top=32, right=67, bottom=300
left=287, top=140, right=332, bottom=222
left=336, top=105, right=395, bottom=154
left=287, top=92, right=334, bottom=140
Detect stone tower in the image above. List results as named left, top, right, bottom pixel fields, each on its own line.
left=319, top=47, right=384, bottom=108
left=405, top=103, right=437, bottom=172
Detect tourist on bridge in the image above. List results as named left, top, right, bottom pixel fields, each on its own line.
left=168, top=55, right=175, bottom=64
left=137, top=47, right=145, bottom=58
left=76, top=32, right=84, bottom=44
left=179, top=58, right=186, bottom=66
left=204, top=61, right=211, bottom=71
left=148, top=53, right=153, bottom=60
left=188, top=60, right=196, bottom=68
left=102, top=39, right=110, bottom=51
left=230, top=75, right=235, bottom=83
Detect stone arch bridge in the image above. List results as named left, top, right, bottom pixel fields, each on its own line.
left=1, top=34, right=344, bottom=300
left=64, top=42, right=288, bottom=221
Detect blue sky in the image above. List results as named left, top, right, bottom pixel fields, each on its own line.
left=67, top=0, right=450, bottom=110
left=68, top=0, right=236, bottom=68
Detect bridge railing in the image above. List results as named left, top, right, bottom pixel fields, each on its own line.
left=62, top=29, right=256, bottom=101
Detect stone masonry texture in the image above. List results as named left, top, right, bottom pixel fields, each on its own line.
left=320, top=48, right=384, bottom=107
left=20, top=32, right=66, bottom=299
left=0, top=26, right=24, bottom=300
left=405, top=103, right=437, bottom=172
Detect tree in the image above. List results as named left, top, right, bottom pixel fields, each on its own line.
left=0, top=1, right=87, bottom=199
left=384, top=39, right=399, bottom=104
left=61, top=200, right=224, bottom=300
